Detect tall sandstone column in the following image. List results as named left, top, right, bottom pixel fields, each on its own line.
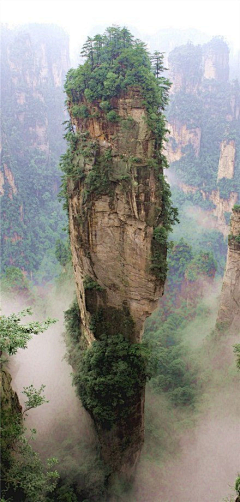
left=61, top=28, right=176, bottom=477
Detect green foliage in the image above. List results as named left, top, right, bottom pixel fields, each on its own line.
left=63, top=298, right=86, bottom=371
left=184, top=251, right=217, bottom=281
left=150, top=227, right=168, bottom=281
left=73, top=334, right=149, bottom=428
left=87, top=304, right=135, bottom=341
left=65, top=26, right=171, bottom=118
left=83, top=276, right=103, bottom=291
left=235, top=475, right=240, bottom=495
left=71, top=104, right=89, bottom=118
left=106, top=110, right=119, bottom=122
left=233, top=204, right=240, bottom=212
left=168, top=92, right=202, bottom=128
left=0, top=308, right=56, bottom=357
left=1, top=411, right=59, bottom=502
left=168, top=42, right=202, bottom=85
left=169, top=189, right=228, bottom=275
left=0, top=307, right=60, bottom=501
left=22, top=384, right=49, bottom=415
left=64, top=299, right=81, bottom=344
left=228, top=233, right=240, bottom=245
left=99, top=100, right=111, bottom=112
left=142, top=235, right=222, bottom=407
left=167, top=238, right=193, bottom=288
left=55, top=239, right=71, bottom=268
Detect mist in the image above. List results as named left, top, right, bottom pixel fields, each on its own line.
left=1, top=0, right=240, bottom=61
left=2, top=268, right=239, bottom=501
left=2, top=283, right=106, bottom=497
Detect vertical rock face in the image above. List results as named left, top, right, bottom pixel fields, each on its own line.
left=67, top=91, right=167, bottom=474
left=69, top=90, right=166, bottom=342
left=217, top=207, right=240, bottom=332
left=217, top=140, right=236, bottom=180
left=203, top=39, right=229, bottom=81
left=166, top=121, right=201, bottom=163
left=62, top=28, right=174, bottom=477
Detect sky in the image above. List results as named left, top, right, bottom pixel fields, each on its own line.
left=1, top=0, right=240, bottom=58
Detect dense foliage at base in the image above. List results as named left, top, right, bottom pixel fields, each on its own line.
left=73, top=334, right=148, bottom=429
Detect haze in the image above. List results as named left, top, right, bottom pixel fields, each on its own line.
left=1, top=0, right=240, bottom=60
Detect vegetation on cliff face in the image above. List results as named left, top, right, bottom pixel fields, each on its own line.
left=143, top=238, right=218, bottom=407
left=152, top=37, right=239, bottom=289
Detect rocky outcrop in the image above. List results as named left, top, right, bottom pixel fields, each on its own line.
left=67, top=87, right=168, bottom=475
left=171, top=177, right=238, bottom=236
left=3, top=164, right=17, bottom=199
left=216, top=207, right=240, bottom=332
left=217, top=140, right=236, bottom=180
left=203, top=39, right=229, bottom=81
left=209, top=190, right=238, bottom=236
left=166, top=121, right=201, bottom=163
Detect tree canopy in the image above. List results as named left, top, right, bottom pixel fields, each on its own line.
left=0, top=308, right=56, bottom=357
left=64, top=26, right=171, bottom=114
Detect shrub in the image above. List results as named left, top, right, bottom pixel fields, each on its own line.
left=106, top=110, right=119, bottom=122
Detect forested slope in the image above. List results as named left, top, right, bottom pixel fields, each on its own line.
left=1, top=24, right=70, bottom=281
